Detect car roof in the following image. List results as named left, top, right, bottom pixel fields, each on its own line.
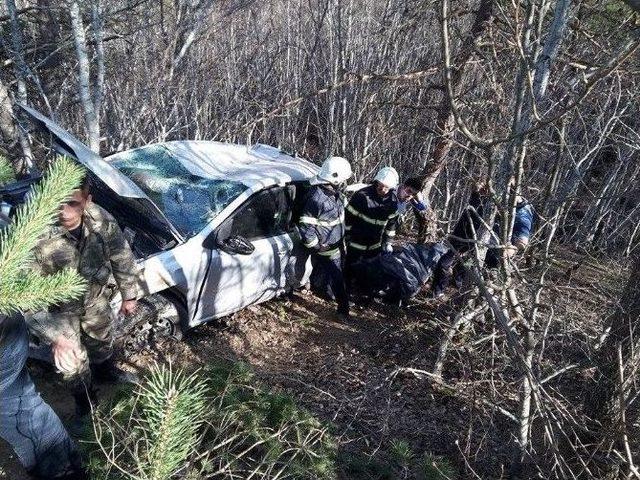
left=106, top=141, right=319, bottom=190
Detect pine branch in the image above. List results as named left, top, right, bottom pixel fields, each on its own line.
left=0, top=156, right=86, bottom=314
left=0, top=155, right=14, bottom=186
left=138, top=363, right=208, bottom=480
left=0, top=269, right=86, bottom=315
left=0, top=156, right=84, bottom=283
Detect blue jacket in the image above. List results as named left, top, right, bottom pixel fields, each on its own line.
left=512, top=201, right=534, bottom=242
left=298, top=184, right=346, bottom=254
left=449, top=193, right=534, bottom=250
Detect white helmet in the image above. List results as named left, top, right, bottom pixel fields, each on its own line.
left=374, top=166, right=399, bottom=189
left=313, top=156, right=352, bottom=185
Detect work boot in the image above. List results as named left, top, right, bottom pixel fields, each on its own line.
left=93, top=360, right=139, bottom=384
left=31, top=465, right=88, bottom=480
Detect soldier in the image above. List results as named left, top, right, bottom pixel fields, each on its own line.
left=28, top=176, right=139, bottom=428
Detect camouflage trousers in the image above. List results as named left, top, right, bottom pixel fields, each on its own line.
left=70, top=293, right=116, bottom=389
left=30, top=291, right=116, bottom=388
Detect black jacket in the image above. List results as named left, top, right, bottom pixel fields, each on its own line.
left=345, top=184, right=399, bottom=252
left=354, top=243, right=448, bottom=302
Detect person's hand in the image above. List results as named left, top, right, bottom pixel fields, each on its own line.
left=383, top=243, right=394, bottom=253
left=52, top=335, right=83, bottom=375
left=513, top=237, right=529, bottom=251
left=120, top=299, right=138, bottom=316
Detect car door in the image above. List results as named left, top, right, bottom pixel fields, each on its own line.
left=190, top=186, right=294, bottom=324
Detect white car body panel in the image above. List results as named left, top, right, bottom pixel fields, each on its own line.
left=20, top=105, right=319, bottom=330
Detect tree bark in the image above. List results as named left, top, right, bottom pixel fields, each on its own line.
left=69, top=0, right=101, bottom=153
left=4, top=0, right=34, bottom=175
left=420, top=0, right=495, bottom=198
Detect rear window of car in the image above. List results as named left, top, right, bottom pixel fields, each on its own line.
left=110, top=145, right=246, bottom=237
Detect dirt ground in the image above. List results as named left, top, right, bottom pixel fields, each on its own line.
left=0, top=246, right=627, bottom=479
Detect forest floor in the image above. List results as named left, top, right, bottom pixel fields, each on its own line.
left=0, top=246, right=628, bottom=479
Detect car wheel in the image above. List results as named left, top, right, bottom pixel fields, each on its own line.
left=117, top=294, right=184, bottom=356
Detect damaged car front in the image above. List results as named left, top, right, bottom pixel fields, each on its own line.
left=13, top=105, right=316, bottom=355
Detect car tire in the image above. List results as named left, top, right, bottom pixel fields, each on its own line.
left=117, top=294, right=185, bottom=356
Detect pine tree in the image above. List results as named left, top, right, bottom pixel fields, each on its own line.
left=0, top=156, right=86, bottom=314
left=0, top=155, right=14, bottom=186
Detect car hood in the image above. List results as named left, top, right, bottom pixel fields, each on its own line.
left=19, top=105, right=182, bottom=242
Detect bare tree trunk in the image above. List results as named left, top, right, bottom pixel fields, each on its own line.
left=0, top=79, right=19, bottom=158
left=420, top=0, right=495, bottom=197
left=69, top=0, right=101, bottom=152
left=416, top=0, right=495, bottom=244
left=4, top=0, right=33, bottom=175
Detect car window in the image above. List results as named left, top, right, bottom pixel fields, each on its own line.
left=109, top=145, right=247, bottom=238
left=224, top=187, right=291, bottom=241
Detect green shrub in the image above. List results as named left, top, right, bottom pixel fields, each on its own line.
left=0, top=155, right=13, bottom=186
left=87, top=360, right=337, bottom=479
left=419, top=453, right=457, bottom=480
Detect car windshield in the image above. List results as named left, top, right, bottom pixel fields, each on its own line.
left=110, top=145, right=246, bottom=237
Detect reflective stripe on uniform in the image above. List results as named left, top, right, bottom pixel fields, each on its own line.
left=299, top=213, right=344, bottom=227
left=385, top=230, right=396, bottom=237
left=348, top=241, right=382, bottom=251
left=346, top=204, right=391, bottom=226
left=318, top=247, right=341, bottom=258
left=304, top=237, right=319, bottom=248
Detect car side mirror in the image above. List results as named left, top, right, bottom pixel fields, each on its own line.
left=205, top=234, right=255, bottom=255
left=220, top=235, right=255, bottom=255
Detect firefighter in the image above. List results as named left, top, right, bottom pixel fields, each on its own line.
left=28, top=176, right=139, bottom=430
left=298, top=156, right=353, bottom=320
left=345, top=166, right=400, bottom=265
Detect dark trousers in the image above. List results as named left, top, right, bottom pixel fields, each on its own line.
left=346, top=246, right=380, bottom=267
left=432, top=250, right=466, bottom=295
left=310, top=248, right=349, bottom=315
left=0, top=315, right=81, bottom=478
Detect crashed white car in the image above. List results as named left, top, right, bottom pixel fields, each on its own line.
left=15, top=106, right=319, bottom=350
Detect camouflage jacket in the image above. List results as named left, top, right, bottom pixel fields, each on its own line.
left=28, top=202, right=138, bottom=342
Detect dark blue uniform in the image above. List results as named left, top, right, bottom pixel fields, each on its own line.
left=345, top=184, right=399, bottom=263
left=298, top=184, right=349, bottom=315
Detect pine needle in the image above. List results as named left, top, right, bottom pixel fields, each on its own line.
left=0, top=156, right=87, bottom=314
left=0, top=155, right=14, bottom=186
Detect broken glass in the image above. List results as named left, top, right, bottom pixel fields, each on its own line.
left=110, top=145, right=246, bottom=237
